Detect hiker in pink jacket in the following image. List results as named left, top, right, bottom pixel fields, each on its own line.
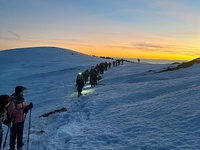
left=8, top=86, right=33, bottom=150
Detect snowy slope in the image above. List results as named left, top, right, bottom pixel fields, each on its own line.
left=0, top=47, right=200, bottom=150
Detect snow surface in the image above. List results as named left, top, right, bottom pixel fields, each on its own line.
left=0, top=47, right=200, bottom=150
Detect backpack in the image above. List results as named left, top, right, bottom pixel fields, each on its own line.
left=0, top=95, right=15, bottom=126
left=2, top=108, right=14, bottom=126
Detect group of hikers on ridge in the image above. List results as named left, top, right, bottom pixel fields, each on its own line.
left=0, top=58, right=126, bottom=150
left=76, top=59, right=124, bottom=97
left=0, top=86, right=33, bottom=150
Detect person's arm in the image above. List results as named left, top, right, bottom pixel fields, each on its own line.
left=23, top=101, right=33, bottom=114
left=7, top=101, right=23, bottom=117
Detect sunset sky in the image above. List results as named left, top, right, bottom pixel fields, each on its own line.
left=0, top=0, right=200, bottom=60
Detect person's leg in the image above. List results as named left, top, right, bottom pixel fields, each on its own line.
left=16, top=122, right=24, bottom=149
left=90, top=79, right=93, bottom=87
left=78, top=91, right=80, bottom=97
left=10, top=123, right=17, bottom=150
left=80, top=87, right=83, bottom=95
left=77, top=86, right=81, bottom=97
left=78, top=86, right=83, bottom=97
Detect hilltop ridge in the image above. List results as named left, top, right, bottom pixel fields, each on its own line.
left=159, top=57, right=200, bottom=72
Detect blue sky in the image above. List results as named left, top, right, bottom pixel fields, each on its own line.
left=0, top=0, right=200, bottom=60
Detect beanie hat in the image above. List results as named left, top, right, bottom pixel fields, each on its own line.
left=15, top=86, right=27, bottom=95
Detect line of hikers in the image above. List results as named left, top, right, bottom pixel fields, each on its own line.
left=0, top=86, right=33, bottom=150
left=76, top=59, right=124, bottom=97
left=0, top=58, right=125, bottom=150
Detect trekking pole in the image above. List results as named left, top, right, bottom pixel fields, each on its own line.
left=27, top=109, right=32, bottom=150
left=3, top=126, right=10, bottom=149
left=0, top=129, right=3, bottom=149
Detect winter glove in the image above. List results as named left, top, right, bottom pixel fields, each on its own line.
left=23, top=107, right=29, bottom=114
left=28, top=102, right=33, bottom=109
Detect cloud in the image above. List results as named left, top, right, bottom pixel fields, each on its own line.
left=108, top=44, right=165, bottom=51
left=133, top=43, right=164, bottom=49
left=108, top=45, right=134, bottom=50
left=51, top=38, right=81, bottom=42
left=179, top=49, right=200, bottom=56
left=7, top=30, right=21, bottom=40
left=108, top=42, right=196, bottom=55
left=102, top=37, right=117, bottom=44
left=24, top=36, right=83, bottom=43
left=0, top=36, right=95, bottom=47
left=0, top=37, right=18, bottom=41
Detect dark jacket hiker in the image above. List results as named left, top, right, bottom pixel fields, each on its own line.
left=89, top=68, right=97, bottom=87
left=83, top=70, right=89, bottom=84
left=76, top=73, right=84, bottom=97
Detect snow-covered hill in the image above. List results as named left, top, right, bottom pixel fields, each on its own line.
left=1, top=47, right=200, bottom=150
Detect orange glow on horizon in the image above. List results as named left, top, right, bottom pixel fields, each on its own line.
left=0, top=38, right=199, bottom=61
left=63, top=45, right=198, bottom=61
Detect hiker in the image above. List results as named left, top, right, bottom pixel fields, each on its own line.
left=105, top=61, right=108, bottom=70
left=89, top=67, right=98, bottom=87
left=112, top=61, right=116, bottom=67
left=108, top=62, right=111, bottom=68
left=138, top=59, right=140, bottom=63
left=99, top=63, right=105, bottom=74
left=95, top=64, right=100, bottom=74
left=76, top=73, right=84, bottom=97
left=121, top=59, right=124, bottom=65
left=8, top=86, right=33, bottom=150
left=83, top=69, right=89, bottom=84
left=0, top=94, right=11, bottom=149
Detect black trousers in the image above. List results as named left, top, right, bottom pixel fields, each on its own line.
left=77, top=86, right=83, bottom=97
left=10, top=121, right=24, bottom=149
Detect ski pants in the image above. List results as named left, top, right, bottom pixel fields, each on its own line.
left=10, top=121, right=24, bottom=149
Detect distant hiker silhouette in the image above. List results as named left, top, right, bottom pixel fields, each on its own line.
left=76, top=73, right=84, bottom=97
left=99, top=63, right=105, bottom=74
left=138, top=59, right=140, bottom=63
left=83, top=69, right=89, bottom=84
left=8, top=86, right=33, bottom=150
left=95, top=64, right=100, bottom=74
left=89, top=67, right=98, bottom=87
left=105, top=62, right=108, bottom=70
left=121, top=59, right=124, bottom=65
left=108, top=62, right=111, bottom=68
left=112, top=61, right=115, bottom=67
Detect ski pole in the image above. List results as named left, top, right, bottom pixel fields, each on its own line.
left=27, top=109, right=32, bottom=150
left=3, top=126, right=10, bottom=149
left=0, top=129, right=3, bottom=149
